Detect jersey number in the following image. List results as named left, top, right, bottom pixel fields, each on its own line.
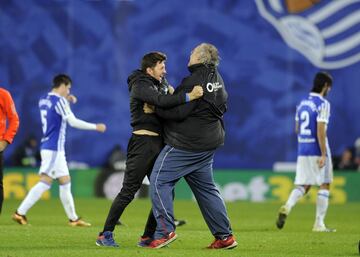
left=40, top=110, right=47, bottom=134
left=300, top=111, right=311, bottom=136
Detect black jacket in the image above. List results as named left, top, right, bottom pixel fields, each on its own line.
left=156, top=64, right=228, bottom=151
left=127, top=70, right=187, bottom=134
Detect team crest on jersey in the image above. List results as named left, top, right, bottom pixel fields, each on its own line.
left=256, top=0, right=360, bottom=69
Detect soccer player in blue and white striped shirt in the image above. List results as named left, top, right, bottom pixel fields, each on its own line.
left=13, top=74, right=106, bottom=226
left=276, top=72, right=336, bottom=232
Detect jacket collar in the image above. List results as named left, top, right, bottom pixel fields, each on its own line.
left=127, top=69, right=160, bottom=87
left=188, top=63, right=215, bottom=73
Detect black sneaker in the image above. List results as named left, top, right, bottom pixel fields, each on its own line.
left=276, top=205, right=289, bottom=229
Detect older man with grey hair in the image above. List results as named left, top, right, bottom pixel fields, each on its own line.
left=143, top=43, right=237, bottom=249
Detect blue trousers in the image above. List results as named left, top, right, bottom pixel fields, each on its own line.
left=150, top=145, right=233, bottom=239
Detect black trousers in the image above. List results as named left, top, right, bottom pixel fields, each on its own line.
left=0, top=152, right=4, bottom=214
left=103, top=134, right=163, bottom=235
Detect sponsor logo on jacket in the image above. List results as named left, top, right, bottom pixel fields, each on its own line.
left=206, top=82, right=223, bottom=92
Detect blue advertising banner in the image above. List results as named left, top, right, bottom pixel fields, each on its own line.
left=0, top=0, right=359, bottom=168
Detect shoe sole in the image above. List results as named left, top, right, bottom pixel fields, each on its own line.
left=312, top=228, right=336, bottom=232
left=224, top=241, right=238, bottom=249
left=154, top=234, right=178, bottom=249
left=69, top=222, right=91, bottom=227
left=95, top=241, right=119, bottom=247
left=137, top=242, right=152, bottom=248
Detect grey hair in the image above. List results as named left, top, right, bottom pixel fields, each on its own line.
left=196, top=43, right=220, bottom=66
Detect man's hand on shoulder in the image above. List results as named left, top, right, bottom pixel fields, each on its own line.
left=96, top=123, right=106, bottom=133
left=168, top=85, right=175, bottom=95
left=143, top=103, right=155, bottom=114
left=188, top=85, right=203, bottom=101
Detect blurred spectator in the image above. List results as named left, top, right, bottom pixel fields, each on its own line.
left=105, top=144, right=126, bottom=171
left=354, top=137, right=360, bottom=171
left=95, top=144, right=127, bottom=199
left=12, top=135, right=40, bottom=167
left=334, top=147, right=357, bottom=171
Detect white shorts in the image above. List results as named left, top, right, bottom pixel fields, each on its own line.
left=39, top=150, right=69, bottom=179
left=294, top=156, right=333, bottom=186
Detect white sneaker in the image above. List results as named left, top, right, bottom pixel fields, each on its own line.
left=312, top=225, right=336, bottom=232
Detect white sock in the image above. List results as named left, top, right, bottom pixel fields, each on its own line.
left=285, top=186, right=305, bottom=213
left=315, top=189, right=329, bottom=227
left=17, top=181, right=51, bottom=215
left=59, top=183, right=78, bottom=221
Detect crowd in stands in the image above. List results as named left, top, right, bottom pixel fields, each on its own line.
left=333, top=138, right=360, bottom=171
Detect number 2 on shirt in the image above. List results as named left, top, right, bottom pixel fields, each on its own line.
left=300, top=110, right=311, bottom=136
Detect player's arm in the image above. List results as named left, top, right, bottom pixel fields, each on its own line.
left=55, top=97, right=106, bottom=132
left=295, top=120, right=299, bottom=134
left=66, top=94, right=77, bottom=104
left=131, top=81, right=202, bottom=108
left=316, top=101, right=330, bottom=168
left=317, top=121, right=326, bottom=168
left=67, top=114, right=106, bottom=132
left=0, top=89, right=20, bottom=152
left=295, top=105, right=299, bottom=135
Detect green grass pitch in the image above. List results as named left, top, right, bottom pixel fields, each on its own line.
left=0, top=199, right=359, bottom=257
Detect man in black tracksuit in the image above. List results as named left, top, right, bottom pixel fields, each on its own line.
left=146, top=43, right=237, bottom=249
left=96, top=52, right=203, bottom=247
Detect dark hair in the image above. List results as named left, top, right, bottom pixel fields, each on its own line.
left=141, top=52, right=167, bottom=72
left=312, top=72, right=332, bottom=93
left=52, top=74, right=72, bottom=89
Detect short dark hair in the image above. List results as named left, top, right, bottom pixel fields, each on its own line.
left=141, top=52, right=166, bottom=72
left=52, top=74, right=72, bottom=89
left=312, top=72, right=332, bottom=93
